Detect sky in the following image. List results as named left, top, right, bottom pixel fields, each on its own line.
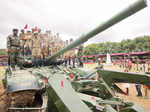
left=0, top=0, right=150, bottom=48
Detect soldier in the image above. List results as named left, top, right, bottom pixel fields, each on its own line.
left=24, top=30, right=32, bottom=56
left=64, top=56, right=68, bottom=66
left=69, top=38, right=76, bottom=67
left=70, top=38, right=73, bottom=44
left=40, top=31, right=49, bottom=64
left=50, top=41, right=56, bottom=56
left=38, top=28, right=43, bottom=39
left=38, top=28, right=44, bottom=50
left=19, top=29, right=26, bottom=56
left=7, top=29, right=20, bottom=70
left=41, top=37, right=49, bottom=61
left=44, top=30, right=52, bottom=57
left=72, top=56, right=76, bottom=68
left=77, top=45, right=83, bottom=67
left=31, top=32, right=41, bottom=67
left=63, top=40, right=68, bottom=59
left=38, top=28, right=41, bottom=34
left=31, top=28, right=35, bottom=34
left=48, top=44, right=52, bottom=56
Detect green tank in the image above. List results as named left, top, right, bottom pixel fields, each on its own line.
left=2, top=0, right=149, bottom=112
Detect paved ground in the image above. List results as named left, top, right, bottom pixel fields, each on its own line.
left=104, top=64, right=150, bottom=111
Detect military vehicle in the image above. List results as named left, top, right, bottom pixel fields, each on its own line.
left=1, top=0, right=150, bottom=112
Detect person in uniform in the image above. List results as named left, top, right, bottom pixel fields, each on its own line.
left=41, top=36, right=49, bottom=65
left=38, top=28, right=41, bottom=34
left=64, top=56, right=68, bottom=66
left=31, top=32, right=41, bottom=67
left=72, top=56, right=76, bottom=68
left=7, top=29, right=20, bottom=70
left=19, top=29, right=26, bottom=56
left=63, top=40, right=68, bottom=59
left=38, top=28, right=43, bottom=39
left=77, top=45, right=83, bottom=67
left=44, top=30, right=52, bottom=57
left=31, top=28, right=35, bottom=34
left=50, top=42, right=55, bottom=56
left=24, top=30, right=32, bottom=56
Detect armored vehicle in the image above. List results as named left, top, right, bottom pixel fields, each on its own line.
left=1, top=0, right=150, bottom=112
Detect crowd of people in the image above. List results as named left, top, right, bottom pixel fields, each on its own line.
left=6, top=28, right=77, bottom=69
left=112, top=57, right=150, bottom=73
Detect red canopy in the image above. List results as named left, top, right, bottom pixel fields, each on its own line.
left=83, top=51, right=150, bottom=58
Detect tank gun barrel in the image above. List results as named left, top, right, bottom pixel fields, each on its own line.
left=47, top=0, right=147, bottom=61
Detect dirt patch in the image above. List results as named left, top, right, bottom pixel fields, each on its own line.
left=0, top=67, right=8, bottom=112
left=104, top=65, right=150, bottom=111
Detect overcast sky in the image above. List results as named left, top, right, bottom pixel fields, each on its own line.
left=0, top=0, right=150, bottom=48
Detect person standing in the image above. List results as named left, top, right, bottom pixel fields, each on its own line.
left=31, top=28, right=35, bottom=34
left=143, top=60, right=146, bottom=72
left=127, top=59, right=132, bottom=72
left=64, top=56, right=68, bottom=66
left=135, top=83, right=142, bottom=97
left=143, top=85, right=148, bottom=98
left=19, top=29, right=26, bottom=56
left=77, top=45, right=83, bottom=67
left=24, top=30, right=32, bottom=56
left=31, top=32, right=41, bottom=68
left=68, top=56, right=71, bottom=65
left=7, top=29, right=20, bottom=70
left=136, top=58, right=140, bottom=72
left=72, top=56, right=76, bottom=68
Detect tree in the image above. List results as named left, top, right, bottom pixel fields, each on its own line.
left=83, top=35, right=150, bottom=55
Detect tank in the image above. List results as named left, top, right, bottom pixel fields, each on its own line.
left=1, top=0, right=150, bottom=112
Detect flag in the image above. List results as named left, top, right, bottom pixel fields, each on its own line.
left=24, top=24, right=28, bottom=29
left=34, top=26, right=38, bottom=31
